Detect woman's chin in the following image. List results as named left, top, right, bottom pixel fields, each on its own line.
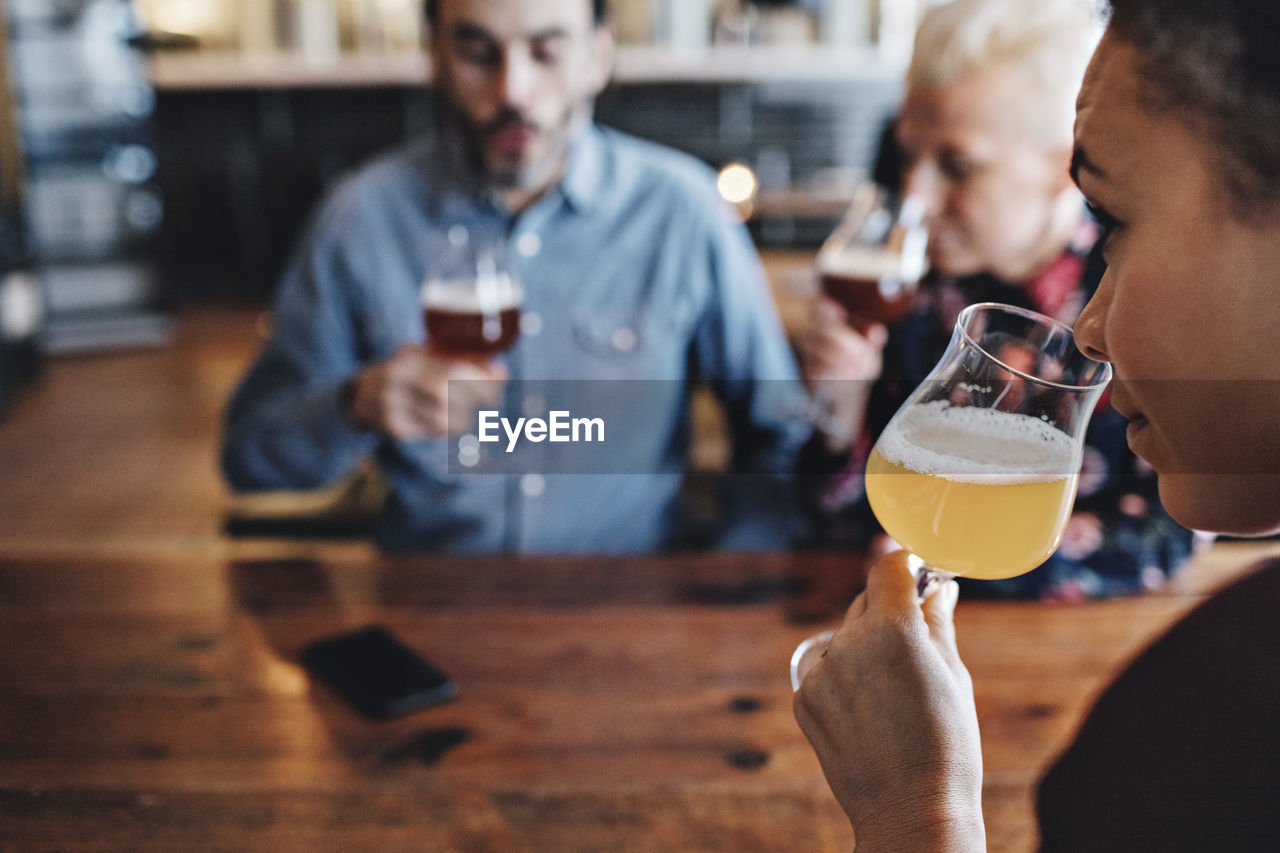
left=1159, top=473, right=1280, bottom=537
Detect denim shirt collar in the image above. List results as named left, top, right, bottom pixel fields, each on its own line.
left=559, top=122, right=606, bottom=215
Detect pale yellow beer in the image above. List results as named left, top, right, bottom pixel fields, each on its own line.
left=865, top=400, right=1080, bottom=579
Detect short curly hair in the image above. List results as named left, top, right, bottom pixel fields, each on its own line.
left=1105, top=0, right=1280, bottom=216
left=909, top=0, right=1100, bottom=147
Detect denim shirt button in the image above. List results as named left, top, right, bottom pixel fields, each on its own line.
left=611, top=326, right=637, bottom=353
left=516, top=232, right=542, bottom=258
left=520, top=473, right=546, bottom=498
left=521, top=311, right=543, bottom=337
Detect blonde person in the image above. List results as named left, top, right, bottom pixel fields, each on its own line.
left=802, top=0, right=1194, bottom=600
left=795, top=0, right=1280, bottom=848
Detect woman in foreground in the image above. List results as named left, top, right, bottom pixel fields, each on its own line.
left=794, top=0, right=1280, bottom=849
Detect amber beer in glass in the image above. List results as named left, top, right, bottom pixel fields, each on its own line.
left=865, top=401, right=1080, bottom=579
left=816, top=182, right=927, bottom=326
left=421, top=238, right=523, bottom=358
left=423, top=278, right=522, bottom=358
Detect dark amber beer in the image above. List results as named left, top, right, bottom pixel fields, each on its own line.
left=422, top=275, right=522, bottom=357
left=817, top=248, right=922, bottom=326
left=816, top=185, right=927, bottom=328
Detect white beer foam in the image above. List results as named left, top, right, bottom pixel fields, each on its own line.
left=818, top=245, right=926, bottom=282
left=876, top=399, right=1079, bottom=484
left=422, top=274, right=521, bottom=313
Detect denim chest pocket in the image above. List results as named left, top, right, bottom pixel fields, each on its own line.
left=570, top=295, right=698, bottom=360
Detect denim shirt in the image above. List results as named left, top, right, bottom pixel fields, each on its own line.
left=221, top=124, right=810, bottom=553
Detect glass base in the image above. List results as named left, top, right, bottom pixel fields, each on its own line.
left=789, top=629, right=835, bottom=691
left=788, top=556, right=951, bottom=691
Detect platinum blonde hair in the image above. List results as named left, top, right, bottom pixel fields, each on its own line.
left=908, top=0, right=1102, bottom=145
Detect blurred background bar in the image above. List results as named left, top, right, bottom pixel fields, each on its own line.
left=0, top=0, right=943, bottom=382
left=0, top=0, right=35, bottom=413
left=138, top=0, right=935, bottom=303
left=4, top=0, right=170, bottom=355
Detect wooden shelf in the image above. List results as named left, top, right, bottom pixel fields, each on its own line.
left=148, top=44, right=900, bottom=91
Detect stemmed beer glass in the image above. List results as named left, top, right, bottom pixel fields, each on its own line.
left=421, top=229, right=523, bottom=358
left=791, top=302, right=1113, bottom=689
left=816, top=181, right=928, bottom=328
left=808, top=182, right=928, bottom=444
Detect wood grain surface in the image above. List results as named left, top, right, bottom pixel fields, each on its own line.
left=0, top=308, right=1272, bottom=851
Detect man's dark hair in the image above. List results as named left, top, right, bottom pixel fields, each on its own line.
left=425, top=0, right=608, bottom=28
left=1105, top=0, right=1280, bottom=215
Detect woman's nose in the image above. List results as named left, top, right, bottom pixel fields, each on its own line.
left=1073, top=270, right=1113, bottom=363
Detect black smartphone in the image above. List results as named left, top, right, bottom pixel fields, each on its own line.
left=302, top=625, right=457, bottom=719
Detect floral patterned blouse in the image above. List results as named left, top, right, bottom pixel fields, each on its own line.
left=809, top=218, right=1199, bottom=600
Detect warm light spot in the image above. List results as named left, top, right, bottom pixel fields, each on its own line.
left=135, top=0, right=225, bottom=36
left=262, top=656, right=311, bottom=697
left=717, top=163, right=758, bottom=205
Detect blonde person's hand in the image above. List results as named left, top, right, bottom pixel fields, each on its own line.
left=800, top=296, right=888, bottom=452
left=793, top=551, right=985, bottom=852
left=346, top=344, right=507, bottom=441
left=801, top=296, right=889, bottom=383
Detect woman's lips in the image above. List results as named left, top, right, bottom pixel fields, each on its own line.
left=1125, top=413, right=1152, bottom=456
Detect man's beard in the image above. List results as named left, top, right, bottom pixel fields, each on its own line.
left=439, top=98, right=580, bottom=192
left=440, top=105, right=533, bottom=189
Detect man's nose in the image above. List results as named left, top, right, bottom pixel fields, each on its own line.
left=497, top=51, right=536, bottom=111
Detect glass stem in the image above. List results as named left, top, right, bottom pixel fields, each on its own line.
left=908, top=554, right=953, bottom=600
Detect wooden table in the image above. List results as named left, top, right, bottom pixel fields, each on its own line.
left=0, top=310, right=1273, bottom=849
left=1, top=542, right=1272, bottom=852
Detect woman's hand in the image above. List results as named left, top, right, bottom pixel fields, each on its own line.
left=800, top=297, right=888, bottom=452
left=793, top=551, right=986, bottom=852
left=801, top=296, right=889, bottom=384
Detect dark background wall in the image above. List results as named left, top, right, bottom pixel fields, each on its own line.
left=154, top=77, right=900, bottom=304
